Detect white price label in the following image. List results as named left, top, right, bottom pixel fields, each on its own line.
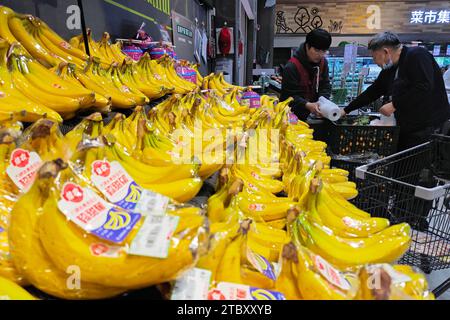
left=129, top=214, right=179, bottom=258
left=171, top=268, right=212, bottom=300
left=6, top=149, right=42, bottom=192
left=135, top=189, right=169, bottom=216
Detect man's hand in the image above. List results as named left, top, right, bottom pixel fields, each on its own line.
left=379, top=102, right=396, bottom=117
left=306, top=102, right=322, bottom=117
left=340, top=108, right=347, bottom=117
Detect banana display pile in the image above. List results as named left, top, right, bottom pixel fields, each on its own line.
left=0, top=5, right=435, bottom=301
left=0, top=6, right=200, bottom=119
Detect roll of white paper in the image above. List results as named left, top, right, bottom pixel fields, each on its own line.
left=318, top=96, right=341, bottom=122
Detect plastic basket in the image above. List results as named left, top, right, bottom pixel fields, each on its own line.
left=431, top=134, right=450, bottom=180
left=327, top=116, right=400, bottom=157
left=355, top=142, right=450, bottom=274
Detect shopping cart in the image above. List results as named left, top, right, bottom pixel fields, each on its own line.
left=355, top=142, right=450, bottom=298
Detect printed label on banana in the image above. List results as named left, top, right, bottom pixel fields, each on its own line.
left=313, top=254, right=351, bottom=291
left=171, top=268, right=212, bottom=300
left=58, top=182, right=141, bottom=243
left=246, top=247, right=277, bottom=280
left=91, top=160, right=169, bottom=215
left=128, top=214, right=179, bottom=258
left=208, top=282, right=285, bottom=300
left=6, top=149, right=42, bottom=192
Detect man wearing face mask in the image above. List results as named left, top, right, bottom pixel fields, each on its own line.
left=342, top=32, right=450, bottom=150
left=280, top=29, right=332, bottom=121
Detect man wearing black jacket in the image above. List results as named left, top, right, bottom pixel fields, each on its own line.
left=280, top=29, right=332, bottom=121
left=343, top=32, right=450, bottom=150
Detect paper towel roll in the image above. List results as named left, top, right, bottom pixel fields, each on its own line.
left=318, top=96, right=341, bottom=122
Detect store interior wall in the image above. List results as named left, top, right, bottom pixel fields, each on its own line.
left=172, top=0, right=209, bottom=75
left=256, top=0, right=275, bottom=68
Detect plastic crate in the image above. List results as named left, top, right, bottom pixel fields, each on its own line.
left=355, top=143, right=450, bottom=275
left=327, top=116, right=400, bottom=157
left=430, top=134, right=450, bottom=180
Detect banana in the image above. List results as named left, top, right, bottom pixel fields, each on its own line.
left=0, top=276, right=36, bottom=300
left=0, top=6, right=18, bottom=44
left=307, top=181, right=390, bottom=238
left=196, top=222, right=240, bottom=286
left=294, top=243, right=360, bottom=300
left=215, top=232, right=244, bottom=285
left=240, top=266, right=275, bottom=289
left=36, top=18, right=88, bottom=61
left=236, top=194, right=296, bottom=222
left=275, top=243, right=302, bottom=300
left=142, top=177, right=203, bottom=203
left=8, top=15, right=59, bottom=67
left=34, top=26, right=86, bottom=67
left=297, top=213, right=411, bottom=268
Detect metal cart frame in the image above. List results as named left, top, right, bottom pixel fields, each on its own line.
left=355, top=142, right=450, bottom=298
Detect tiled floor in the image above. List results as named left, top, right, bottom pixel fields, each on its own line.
left=427, top=269, right=450, bottom=300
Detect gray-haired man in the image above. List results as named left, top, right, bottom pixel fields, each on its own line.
left=343, top=32, right=450, bottom=151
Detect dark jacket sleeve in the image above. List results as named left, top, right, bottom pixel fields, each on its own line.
left=344, top=70, right=389, bottom=114
left=318, top=61, right=331, bottom=99
left=280, top=62, right=309, bottom=110
left=392, top=50, right=434, bottom=113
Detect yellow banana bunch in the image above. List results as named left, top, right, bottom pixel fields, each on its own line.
left=9, top=160, right=126, bottom=299
left=7, top=44, right=95, bottom=119
left=51, top=62, right=112, bottom=113
left=284, top=243, right=361, bottom=300
left=306, top=178, right=391, bottom=238
left=105, top=63, right=149, bottom=106
left=156, top=56, right=198, bottom=94
left=136, top=53, right=175, bottom=94
left=70, top=28, right=110, bottom=68
left=34, top=160, right=207, bottom=289
left=98, top=32, right=127, bottom=65
left=295, top=212, right=411, bottom=268
left=77, top=57, right=137, bottom=109
left=0, top=40, right=63, bottom=122
left=120, top=58, right=167, bottom=100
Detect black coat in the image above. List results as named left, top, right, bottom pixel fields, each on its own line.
left=280, top=43, right=331, bottom=121
left=391, top=46, right=450, bottom=134
left=344, top=68, right=396, bottom=114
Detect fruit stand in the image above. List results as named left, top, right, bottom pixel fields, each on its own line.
left=0, top=4, right=447, bottom=301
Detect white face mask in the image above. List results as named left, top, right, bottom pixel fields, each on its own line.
left=382, top=51, right=394, bottom=70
